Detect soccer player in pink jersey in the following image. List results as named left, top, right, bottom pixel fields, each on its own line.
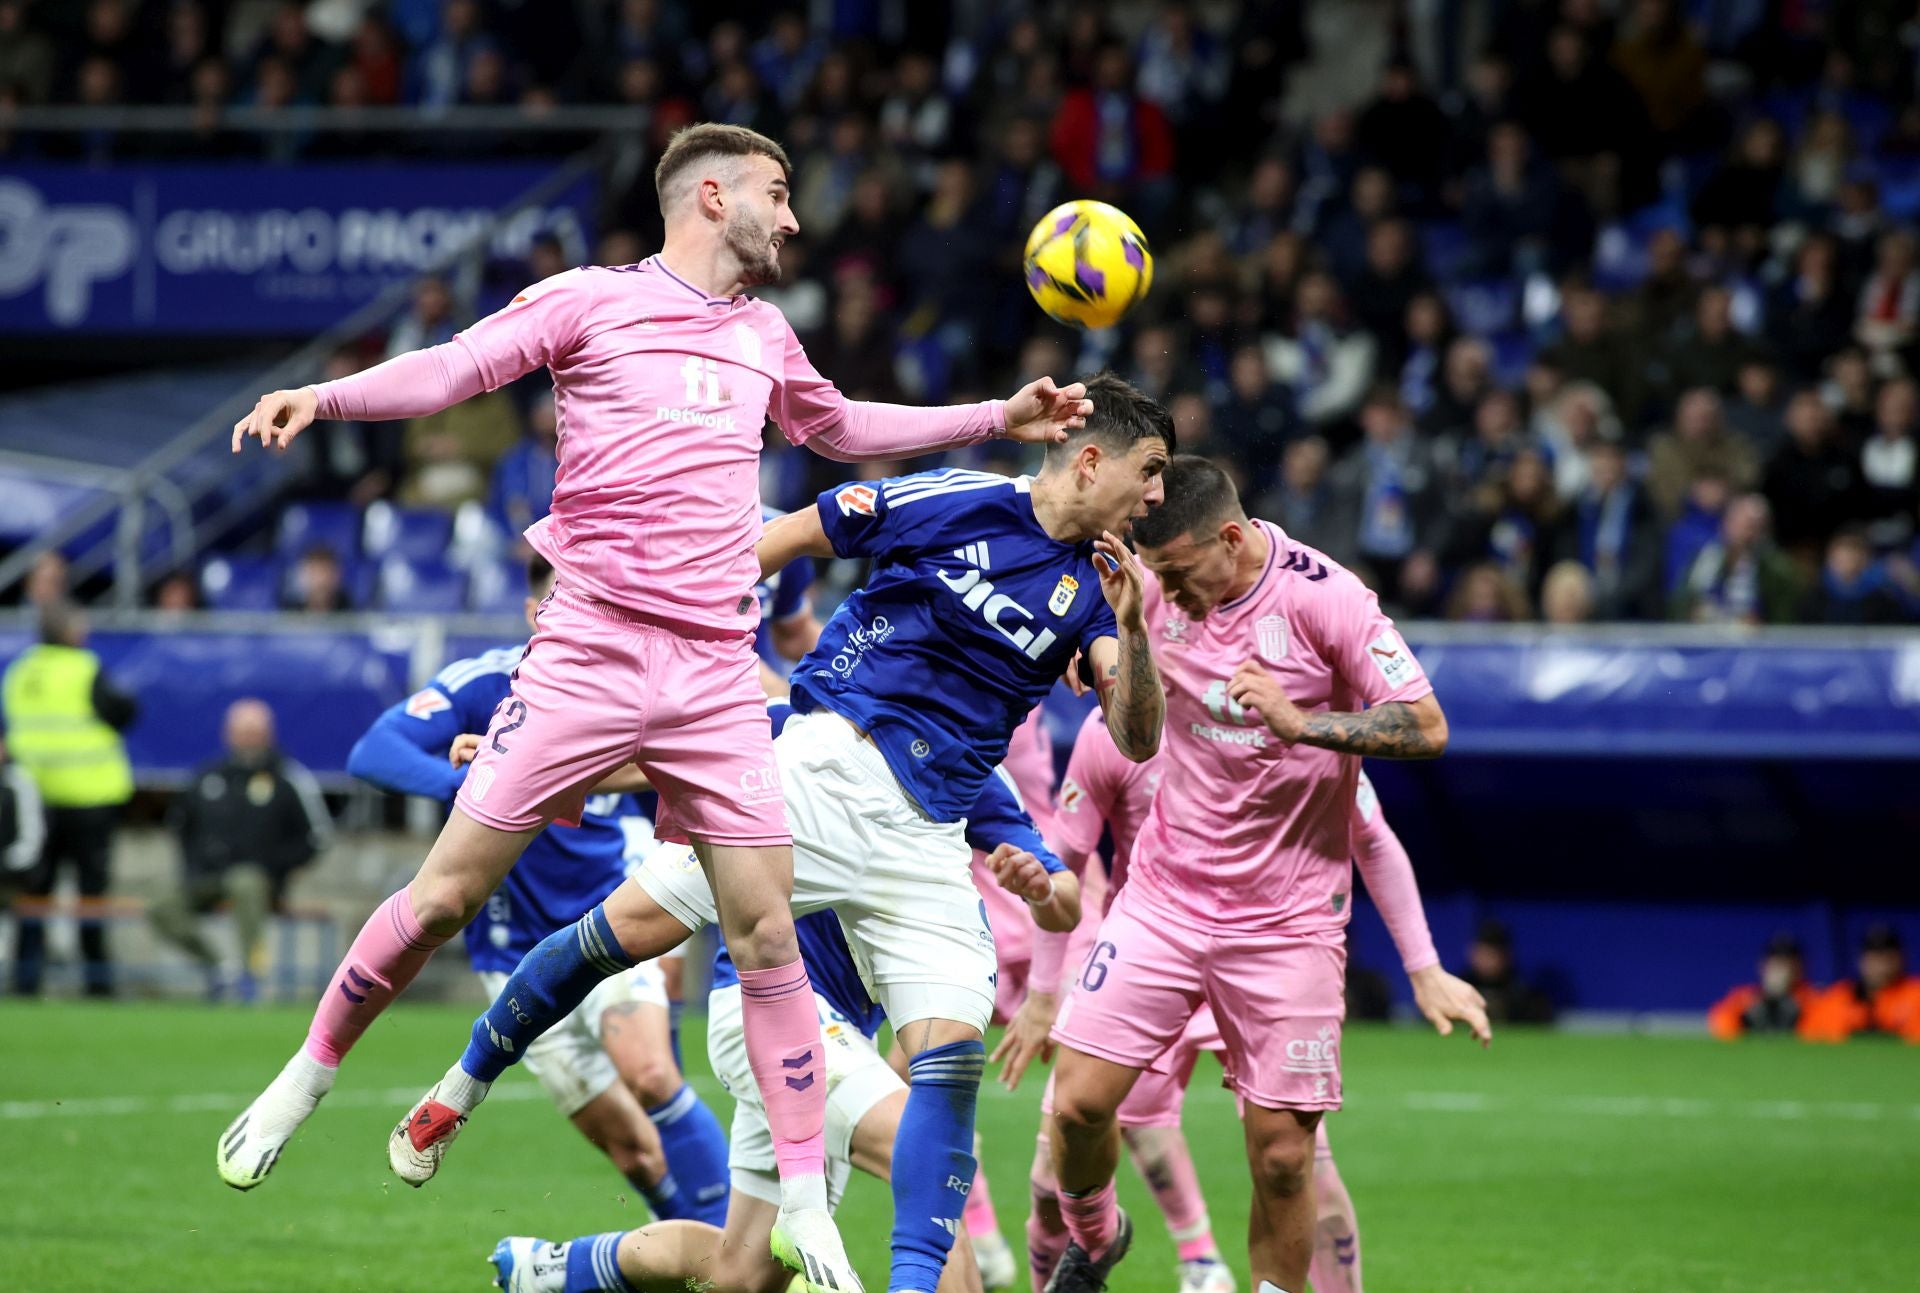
left=218, top=123, right=1090, bottom=1290
left=1041, top=456, right=1475, bottom=1293
left=1005, top=699, right=1487, bottom=1293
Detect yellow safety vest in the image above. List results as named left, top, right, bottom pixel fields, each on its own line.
left=2, top=644, right=134, bottom=808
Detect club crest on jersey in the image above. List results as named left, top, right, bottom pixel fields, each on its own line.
left=733, top=322, right=763, bottom=367
left=1256, top=614, right=1289, bottom=662
left=1048, top=574, right=1080, bottom=615
left=1163, top=614, right=1189, bottom=643
left=836, top=483, right=878, bottom=516
left=1058, top=777, right=1085, bottom=813
left=405, top=688, right=451, bottom=720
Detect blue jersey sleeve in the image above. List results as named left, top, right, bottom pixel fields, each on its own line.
left=347, top=686, right=467, bottom=801
left=815, top=469, right=1008, bottom=559
left=964, top=765, right=1067, bottom=874
left=770, top=554, right=814, bottom=620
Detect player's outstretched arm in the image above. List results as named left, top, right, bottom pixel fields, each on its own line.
left=757, top=506, right=836, bottom=579
left=1231, top=662, right=1449, bottom=759
left=800, top=377, right=1091, bottom=463
left=1089, top=534, right=1163, bottom=761
left=231, top=344, right=487, bottom=452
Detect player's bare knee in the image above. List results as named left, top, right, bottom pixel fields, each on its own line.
left=726, top=907, right=799, bottom=969
left=1050, top=1087, right=1119, bottom=1142
left=405, top=874, right=483, bottom=933
left=1247, top=1119, right=1318, bottom=1199
left=620, top=1053, right=681, bottom=1108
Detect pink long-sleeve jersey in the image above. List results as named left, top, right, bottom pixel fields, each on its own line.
left=314, top=257, right=1004, bottom=630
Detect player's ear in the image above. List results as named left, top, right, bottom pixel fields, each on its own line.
left=1077, top=439, right=1103, bottom=484
left=1219, top=518, right=1244, bottom=553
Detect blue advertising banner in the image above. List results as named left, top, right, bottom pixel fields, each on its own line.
left=0, top=163, right=593, bottom=333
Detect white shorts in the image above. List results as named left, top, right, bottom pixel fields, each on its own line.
left=707, top=983, right=903, bottom=1209
left=638, top=710, right=998, bottom=1032
left=476, top=959, right=669, bottom=1117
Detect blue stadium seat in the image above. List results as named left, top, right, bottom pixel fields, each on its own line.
left=200, top=555, right=282, bottom=611
left=361, top=500, right=454, bottom=563
left=467, top=556, right=530, bottom=616
left=377, top=555, right=467, bottom=612
left=277, top=501, right=361, bottom=561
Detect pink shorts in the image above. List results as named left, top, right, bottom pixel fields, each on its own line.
left=1051, top=883, right=1346, bottom=1112
left=455, top=586, right=789, bottom=846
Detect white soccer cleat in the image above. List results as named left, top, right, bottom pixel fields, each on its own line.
left=771, top=1206, right=864, bottom=1293
left=974, top=1229, right=1019, bottom=1291
left=490, top=1237, right=567, bottom=1293
left=215, top=1055, right=331, bottom=1190
left=1176, top=1257, right=1235, bottom=1293
left=388, top=1080, right=469, bottom=1186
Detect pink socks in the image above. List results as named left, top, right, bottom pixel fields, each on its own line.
left=736, top=958, right=828, bottom=1211
left=303, top=890, right=448, bottom=1068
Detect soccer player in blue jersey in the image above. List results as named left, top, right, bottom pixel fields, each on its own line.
left=343, top=553, right=730, bottom=1225
left=488, top=710, right=1078, bottom=1293
left=399, top=373, right=1171, bottom=1293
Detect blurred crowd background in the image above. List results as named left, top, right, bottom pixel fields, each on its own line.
left=6, top=0, right=1920, bottom=624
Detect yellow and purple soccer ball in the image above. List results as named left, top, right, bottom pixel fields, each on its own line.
left=1022, top=199, right=1153, bottom=330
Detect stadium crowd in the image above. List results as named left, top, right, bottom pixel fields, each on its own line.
left=5, top=0, right=1920, bottom=624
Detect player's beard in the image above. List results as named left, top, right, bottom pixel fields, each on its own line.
left=725, top=210, right=782, bottom=287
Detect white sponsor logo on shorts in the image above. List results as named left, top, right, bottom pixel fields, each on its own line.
left=1367, top=631, right=1417, bottom=687
left=1283, top=1025, right=1340, bottom=1075
left=469, top=765, right=496, bottom=803
left=737, top=764, right=781, bottom=806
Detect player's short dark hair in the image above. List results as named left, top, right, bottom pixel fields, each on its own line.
left=1041, top=372, right=1175, bottom=470
left=655, top=123, right=792, bottom=210
left=1129, top=455, right=1244, bottom=548
left=525, top=552, right=554, bottom=597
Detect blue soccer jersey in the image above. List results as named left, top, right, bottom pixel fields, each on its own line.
left=346, top=644, right=642, bottom=974
left=793, top=469, right=1119, bottom=821
left=755, top=504, right=815, bottom=667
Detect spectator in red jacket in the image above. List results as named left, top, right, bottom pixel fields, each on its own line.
left=1048, top=41, right=1174, bottom=223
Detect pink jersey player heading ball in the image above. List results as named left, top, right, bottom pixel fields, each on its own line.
left=221, top=122, right=1095, bottom=1293
left=1041, top=456, right=1463, bottom=1293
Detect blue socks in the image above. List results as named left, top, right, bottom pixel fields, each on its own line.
left=648, top=1083, right=732, bottom=1225
left=626, top=1165, right=684, bottom=1220
left=889, top=1040, right=985, bottom=1293
left=562, top=1232, right=636, bottom=1293
left=461, top=904, right=636, bottom=1083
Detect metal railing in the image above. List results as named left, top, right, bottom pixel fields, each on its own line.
left=0, top=139, right=614, bottom=607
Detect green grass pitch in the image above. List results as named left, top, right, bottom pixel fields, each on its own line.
left=4, top=1002, right=1917, bottom=1291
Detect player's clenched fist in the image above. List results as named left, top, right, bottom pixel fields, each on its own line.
left=232, top=385, right=319, bottom=453
left=449, top=733, right=482, bottom=768
left=986, top=842, right=1052, bottom=902
left=1229, top=658, right=1307, bottom=741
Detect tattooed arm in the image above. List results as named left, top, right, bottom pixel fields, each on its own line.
left=1228, top=660, right=1449, bottom=758
left=1088, top=627, right=1164, bottom=761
